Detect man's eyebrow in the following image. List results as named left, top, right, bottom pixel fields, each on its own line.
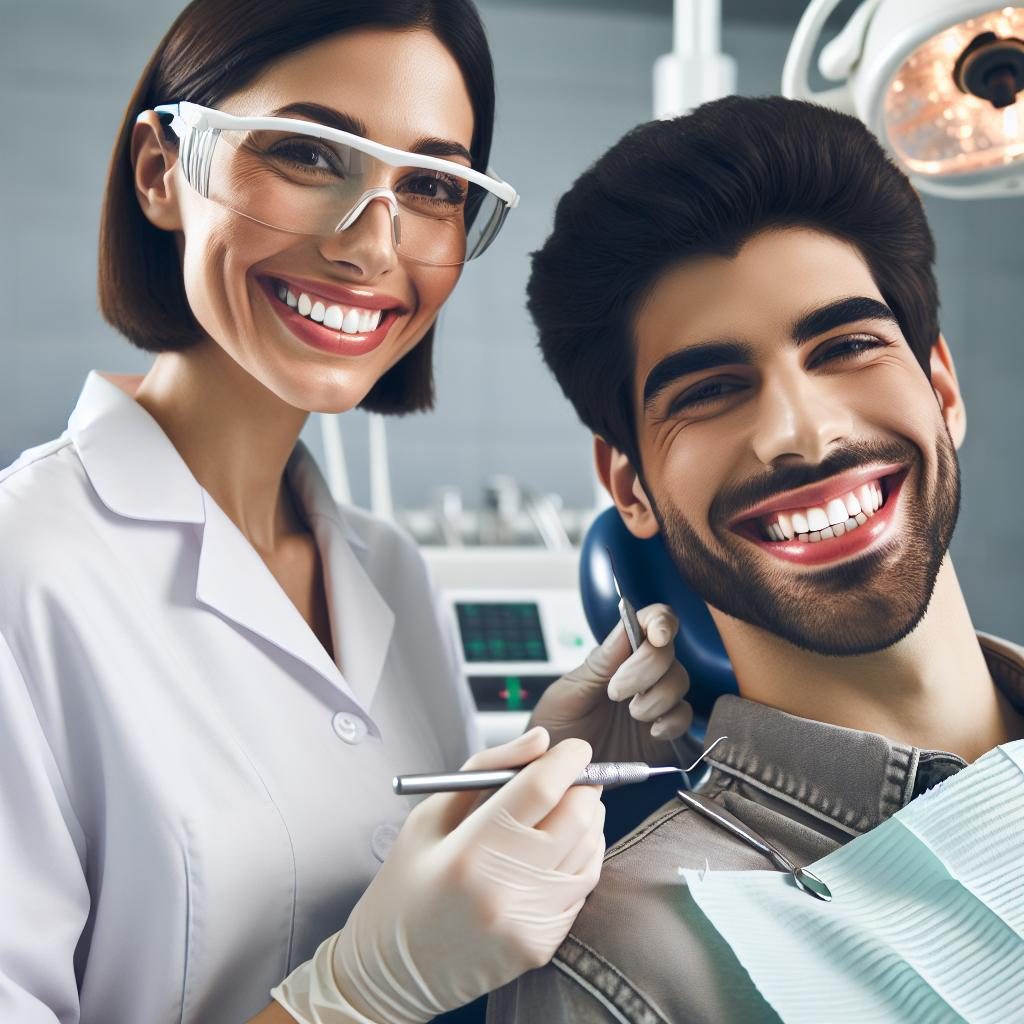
left=641, top=296, right=900, bottom=412
left=643, top=341, right=752, bottom=410
left=792, top=296, right=899, bottom=344
left=270, top=102, right=472, bottom=163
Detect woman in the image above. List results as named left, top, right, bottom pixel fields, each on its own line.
left=0, top=2, right=693, bottom=1021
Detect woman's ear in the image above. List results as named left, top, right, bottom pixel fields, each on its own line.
left=131, top=112, right=184, bottom=231
left=594, top=435, right=659, bottom=538
left=929, top=334, right=966, bottom=448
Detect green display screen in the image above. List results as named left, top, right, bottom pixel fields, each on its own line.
left=456, top=602, right=548, bottom=662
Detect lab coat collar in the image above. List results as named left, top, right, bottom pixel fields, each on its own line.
left=69, top=371, right=205, bottom=523
left=69, top=371, right=393, bottom=716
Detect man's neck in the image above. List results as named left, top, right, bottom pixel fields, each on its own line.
left=713, top=558, right=1024, bottom=762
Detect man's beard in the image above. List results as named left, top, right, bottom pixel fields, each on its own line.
left=651, top=432, right=961, bottom=656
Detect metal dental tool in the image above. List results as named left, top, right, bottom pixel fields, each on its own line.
left=676, top=788, right=833, bottom=902
left=609, top=550, right=645, bottom=653
left=606, top=549, right=702, bottom=767
left=603, top=551, right=832, bottom=902
left=392, top=735, right=727, bottom=796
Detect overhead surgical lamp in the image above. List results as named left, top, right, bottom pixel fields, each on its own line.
left=783, top=0, right=1024, bottom=198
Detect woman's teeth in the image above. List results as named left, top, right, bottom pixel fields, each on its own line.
left=276, top=283, right=383, bottom=335
left=759, top=481, right=887, bottom=544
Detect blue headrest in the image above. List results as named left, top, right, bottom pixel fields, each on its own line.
left=579, top=507, right=738, bottom=719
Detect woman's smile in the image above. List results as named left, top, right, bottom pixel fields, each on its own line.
left=256, top=273, right=409, bottom=357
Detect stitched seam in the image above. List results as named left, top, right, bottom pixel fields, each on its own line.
left=605, top=805, right=687, bottom=862
left=552, top=960, right=632, bottom=1024
left=555, top=935, right=671, bottom=1024
left=986, top=649, right=1024, bottom=690
left=705, top=758, right=862, bottom=837
left=0, top=437, right=74, bottom=488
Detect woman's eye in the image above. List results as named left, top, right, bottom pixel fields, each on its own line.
left=267, top=139, right=340, bottom=173
left=400, top=172, right=466, bottom=206
left=813, top=335, right=885, bottom=366
left=668, top=379, right=745, bottom=414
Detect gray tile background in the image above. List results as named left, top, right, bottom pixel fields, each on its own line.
left=1, top=0, right=1021, bottom=637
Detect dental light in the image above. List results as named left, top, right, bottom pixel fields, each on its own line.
left=783, top=0, right=1024, bottom=199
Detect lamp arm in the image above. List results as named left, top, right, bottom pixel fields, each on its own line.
left=781, top=0, right=858, bottom=113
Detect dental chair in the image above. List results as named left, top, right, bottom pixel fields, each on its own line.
left=579, top=507, right=739, bottom=843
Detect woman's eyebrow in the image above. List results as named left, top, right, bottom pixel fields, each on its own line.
left=270, top=102, right=472, bottom=163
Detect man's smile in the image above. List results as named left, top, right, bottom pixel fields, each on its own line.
left=726, top=465, right=910, bottom=566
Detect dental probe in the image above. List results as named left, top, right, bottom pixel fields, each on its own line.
left=392, top=736, right=727, bottom=796
left=607, top=549, right=698, bottom=769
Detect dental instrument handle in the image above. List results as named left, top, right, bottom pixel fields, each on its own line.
left=392, top=762, right=671, bottom=796
left=605, top=548, right=698, bottom=772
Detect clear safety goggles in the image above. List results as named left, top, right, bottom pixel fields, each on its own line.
left=148, top=101, right=519, bottom=266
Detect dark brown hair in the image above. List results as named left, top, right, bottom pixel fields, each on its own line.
left=529, top=95, right=940, bottom=466
left=98, top=0, right=495, bottom=414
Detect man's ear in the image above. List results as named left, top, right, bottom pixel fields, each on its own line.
left=930, top=334, right=966, bottom=448
left=131, top=112, right=184, bottom=231
left=594, top=435, right=659, bottom=539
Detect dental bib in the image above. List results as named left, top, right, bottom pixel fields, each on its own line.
left=681, top=740, right=1024, bottom=1023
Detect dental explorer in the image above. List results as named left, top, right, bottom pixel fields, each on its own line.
left=392, top=736, right=728, bottom=796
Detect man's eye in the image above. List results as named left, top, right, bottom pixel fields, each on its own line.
left=668, top=379, right=744, bottom=413
left=813, top=336, right=886, bottom=366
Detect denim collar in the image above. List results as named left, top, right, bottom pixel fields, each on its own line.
left=703, top=633, right=1024, bottom=838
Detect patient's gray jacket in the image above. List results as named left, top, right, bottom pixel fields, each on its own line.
left=487, top=633, right=1024, bottom=1024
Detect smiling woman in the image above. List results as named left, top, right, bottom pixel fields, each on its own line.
left=0, top=1, right=698, bottom=1022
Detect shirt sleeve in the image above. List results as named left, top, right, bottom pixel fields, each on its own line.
left=0, top=629, right=90, bottom=1023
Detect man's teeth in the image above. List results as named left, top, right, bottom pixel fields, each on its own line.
left=760, top=481, right=886, bottom=543
left=276, top=283, right=383, bottom=334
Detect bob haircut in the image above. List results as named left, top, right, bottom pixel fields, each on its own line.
left=529, top=96, right=940, bottom=468
left=98, top=0, right=495, bottom=415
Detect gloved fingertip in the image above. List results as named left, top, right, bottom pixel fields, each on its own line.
left=518, top=725, right=549, bottom=745
left=650, top=618, right=674, bottom=646
left=562, top=736, right=593, bottom=761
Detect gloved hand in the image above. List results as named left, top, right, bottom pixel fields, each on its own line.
left=530, top=604, right=693, bottom=766
left=271, top=728, right=605, bottom=1024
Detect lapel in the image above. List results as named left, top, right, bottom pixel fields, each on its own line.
left=289, top=445, right=396, bottom=712
left=70, top=372, right=395, bottom=717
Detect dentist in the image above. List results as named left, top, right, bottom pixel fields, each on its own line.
left=0, top=1, right=691, bottom=1023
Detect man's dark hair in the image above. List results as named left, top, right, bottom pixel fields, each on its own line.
left=99, top=0, right=495, bottom=415
left=529, top=95, right=939, bottom=466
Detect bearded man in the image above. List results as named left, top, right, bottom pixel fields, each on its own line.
left=488, top=96, right=1024, bottom=1024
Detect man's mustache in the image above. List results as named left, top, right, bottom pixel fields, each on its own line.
left=710, top=440, right=918, bottom=525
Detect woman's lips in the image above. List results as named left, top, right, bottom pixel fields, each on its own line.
left=258, top=276, right=402, bottom=357
left=733, top=470, right=908, bottom=566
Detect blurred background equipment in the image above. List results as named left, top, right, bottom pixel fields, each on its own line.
left=784, top=0, right=1024, bottom=198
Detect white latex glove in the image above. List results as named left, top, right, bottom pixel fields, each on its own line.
left=271, top=728, right=605, bottom=1024
left=530, top=603, right=693, bottom=765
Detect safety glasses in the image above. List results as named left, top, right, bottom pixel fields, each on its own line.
left=147, top=101, right=519, bottom=266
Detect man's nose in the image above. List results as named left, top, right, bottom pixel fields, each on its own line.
left=750, top=370, right=855, bottom=468
left=318, top=191, right=399, bottom=279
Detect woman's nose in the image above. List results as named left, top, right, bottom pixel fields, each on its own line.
left=750, top=372, right=855, bottom=468
left=318, top=192, right=399, bottom=279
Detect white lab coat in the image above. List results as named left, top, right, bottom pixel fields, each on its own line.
left=0, top=372, right=480, bottom=1023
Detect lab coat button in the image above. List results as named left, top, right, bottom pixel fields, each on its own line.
left=371, top=823, right=400, bottom=862
left=332, top=712, right=367, bottom=744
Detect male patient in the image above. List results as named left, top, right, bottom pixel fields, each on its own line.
left=488, top=96, right=1024, bottom=1023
